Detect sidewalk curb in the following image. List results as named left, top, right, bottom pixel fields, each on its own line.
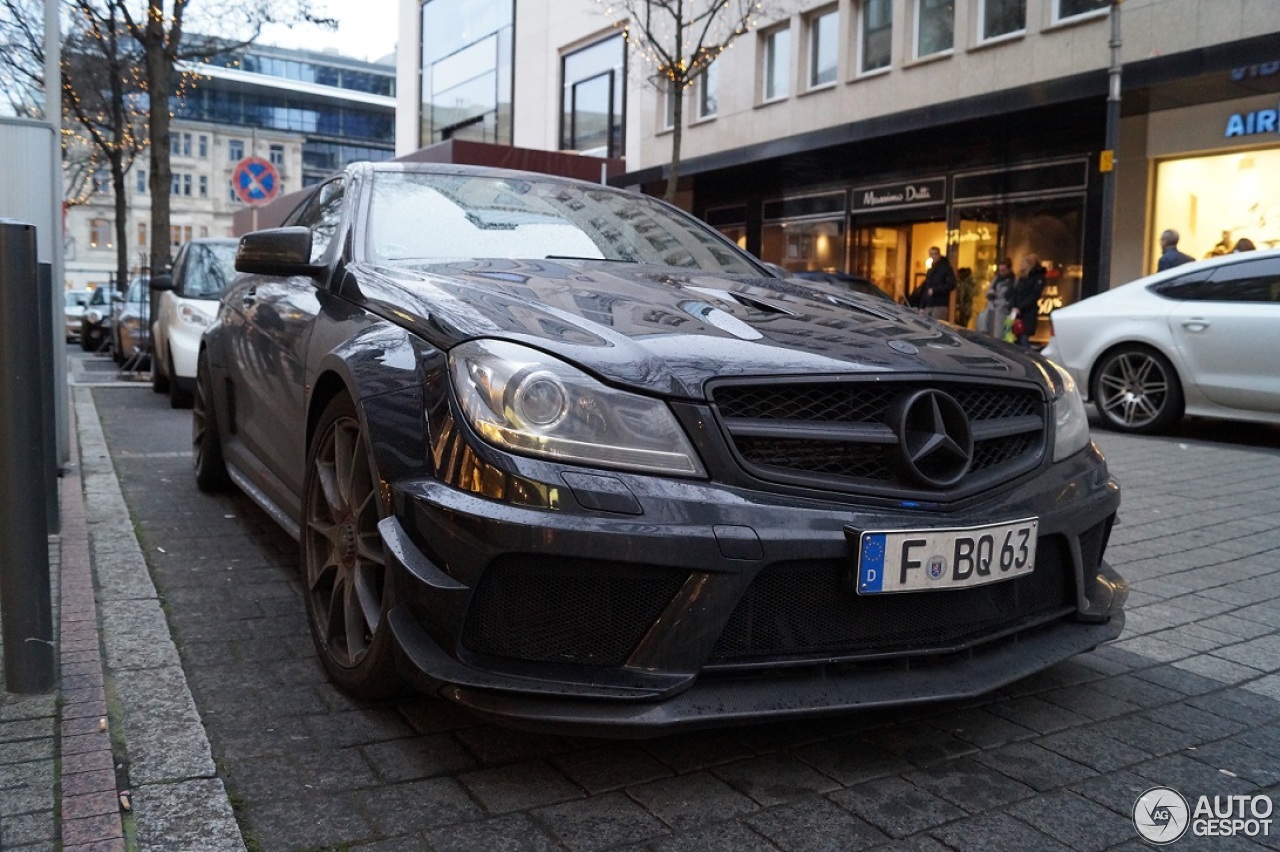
left=74, top=386, right=246, bottom=852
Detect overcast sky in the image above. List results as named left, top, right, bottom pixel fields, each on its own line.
left=257, top=0, right=400, bottom=64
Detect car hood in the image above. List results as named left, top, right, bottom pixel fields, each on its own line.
left=352, top=259, right=1045, bottom=399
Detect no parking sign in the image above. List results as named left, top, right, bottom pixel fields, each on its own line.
left=231, top=157, right=280, bottom=205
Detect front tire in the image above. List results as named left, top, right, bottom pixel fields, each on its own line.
left=152, top=349, right=169, bottom=394
left=192, top=352, right=230, bottom=491
left=1091, top=345, right=1184, bottom=434
left=301, top=394, right=402, bottom=698
left=169, top=354, right=193, bottom=409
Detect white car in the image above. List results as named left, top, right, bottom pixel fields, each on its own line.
left=1042, top=249, right=1280, bottom=434
left=151, top=238, right=238, bottom=408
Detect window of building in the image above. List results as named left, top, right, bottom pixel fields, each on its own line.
left=697, top=60, right=719, bottom=120
left=980, top=0, right=1025, bottom=41
left=92, top=170, right=110, bottom=195
left=859, top=0, right=893, bottom=73
left=198, top=135, right=208, bottom=157
left=136, top=169, right=147, bottom=194
left=182, top=133, right=192, bottom=156
left=198, top=225, right=209, bottom=239
left=89, top=219, right=112, bottom=249
left=916, top=0, right=954, bottom=58
left=662, top=79, right=678, bottom=131
left=228, top=139, right=244, bottom=161
left=269, top=143, right=285, bottom=166
left=762, top=25, right=791, bottom=102
left=171, top=173, right=181, bottom=195
left=170, top=135, right=180, bottom=156
left=169, top=225, right=193, bottom=247
left=198, top=175, right=208, bottom=197
left=228, top=182, right=241, bottom=203
left=420, top=0, right=515, bottom=148
left=560, top=34, right=625, bottom=158
left=182, top=174, right=192, bottom=196
left=1055, top=0, right=1109, bottom=23
left=807, top=7, right=838, bottom=89
left=137, top=222, right=147, bottom=247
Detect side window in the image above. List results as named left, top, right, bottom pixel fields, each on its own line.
left=1154, top=258, right=1280, bottom=302
left=295, top=179, right=346, bottom=264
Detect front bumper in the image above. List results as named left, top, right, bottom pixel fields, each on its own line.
left=383, top=437, right=1124, bottom=736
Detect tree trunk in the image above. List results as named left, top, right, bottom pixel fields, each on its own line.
left=665, top=82, right=684, bottom=204
left=145, top=0, right=172, bottom=274
left=107, top=24, right=130, bottom=288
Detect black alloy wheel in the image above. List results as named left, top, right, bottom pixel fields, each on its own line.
left=168, top=353, right=193, bottom=409
left=301, top=394, right=402, bottom=697
left=1091, top=345, right=1184, bottom=434
left=192, top=352, right=230, bottom=491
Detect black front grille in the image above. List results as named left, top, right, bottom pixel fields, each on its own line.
left=708, top=535, right=1074, bottom=664
left=712, top=378, right=1046, bottom=497
left=462, top=557, right=687, bottom=667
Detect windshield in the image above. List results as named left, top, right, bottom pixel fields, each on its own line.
left=365, top=171, right=761, bottom=275
left=65, top=291, right=88, bottom=308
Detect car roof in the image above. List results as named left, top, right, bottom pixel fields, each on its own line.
left=1116, top=246, right=1280, bottom=292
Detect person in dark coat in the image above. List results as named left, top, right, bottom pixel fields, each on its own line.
left=909, top=246, right=956, bottom=321
left=1010, top=253, right=1046, bottom=348
left=1157, top=229, right=1195, bottom=270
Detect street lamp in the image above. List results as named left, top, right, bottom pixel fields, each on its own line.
left=1096, top=0, right=1123, bottom=294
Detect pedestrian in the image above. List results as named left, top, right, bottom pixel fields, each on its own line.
left=1232, top=237, right=1256, bottom=252
left=909, top=246, right=957, bottom=321
left=1009, top=253, right=1046, bottom=349
left=1157, top=228, right=1195, bottom=271
left=978, top=258, right=1016, bottom=338
left=954, top=266, right=977, bottom=328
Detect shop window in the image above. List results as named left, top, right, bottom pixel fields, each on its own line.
left=1153, top=149, right=1280, bottom=268
left=915, top=0, right=953, bottom=59
left=807, top=7, right=838, bottom=89
left=697, top=61, right=719, bottom=120
left=859, top=0, right=892, bottom=74
left=851, top=225, right=906, bottom=299
left=761, top=218, right=845, bottom=273
left=1054, top=0, right=1108, bottom=23
left=762, top=25, right=791, bottom=102
left=980, top=0, right=1025, bottom=41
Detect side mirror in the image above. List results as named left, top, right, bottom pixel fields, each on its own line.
left=235, top=227, right=319, bottom=277
left=149, top=274, right=174, bottom=292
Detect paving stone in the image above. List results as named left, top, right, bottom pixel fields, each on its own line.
left=242, top=792, right=374, bottom=850
left=1143, top=702, right=1248, bottom=741
left=642, top=730, right=755, bottom=773
left=133, top=778, right=243, bottom=852
left=985, top=696, right=1081, bottom=734
left=930, top=708, right=1037, bottom=749
left=459, top=760, right=584, bottom=814
left=423, top=813, right=560, bottom=852
left=357, top=777, right=481, bottom=835
left=1086, top=673, right=1183, bottom=709
left=1185, top=738, right=1280, bottom=786
left=929, top=811, right=1071, bottom=852
left=649, top=820, right=780, bottom=852
left=745, top=797, right=887, bottom=852
left=1, top=810, right=57, bottom=847
left=1175, top=654, right=1265, bottom=684
left=829, top=776, right=965, bottom=839
left=1131, top=753, right=1259, bottom=796
left=1133, top=665, right=1230, bottom=696
left=712, top=753, right=840, bottom=807
left=361, top=734, right=477, bottom=782
left=1187, top=691, right=1280, bottom=729
left=454, top=726, right=565, bottom=766
left=791, top=736, right=911, bottom=786
left=1244, top=674, right=1280, bottom=703
left=1005, top=789, right=1136, bottom=851
left=628, top=771, right=759, bottom=832
left=1035, top=727, right=1153, bottom=772
left=973, top=741, right=1097, bottom=791
left=905, top=757, right=1035, bottom=813
left=1212, top=635, right=1280, bottom=671
left=534, top=792, right=669, bottom=851
left=1041, top=686, right=1141, bottom=720
left=1069, top=768, right=1155, bottom=816
left=551, top=744, right=672, bottom=794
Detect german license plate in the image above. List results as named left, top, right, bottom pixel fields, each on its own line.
left=854, top=518, right=1039, bottom=595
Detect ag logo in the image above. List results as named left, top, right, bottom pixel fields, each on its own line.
left=1134, top=786, right=1190, bottom=844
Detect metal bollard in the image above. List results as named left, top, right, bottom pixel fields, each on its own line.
left=38, top=262, right=58, bottom=534
left=0, top=220, right=54, bottom=694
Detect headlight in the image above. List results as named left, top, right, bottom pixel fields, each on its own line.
left=1049, top=360, right=1090, bottom=462
left=85, top=309, right=102, bottom=324
left=449, top=339, right=705, bottom=477
left=178, top=303, right=212, bottom=328
left=121, top=316, right=141, bottom=331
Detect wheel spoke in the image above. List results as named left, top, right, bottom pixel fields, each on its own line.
left=343, top=578, right=369, bottom=661
left=352, top=563, right=383, bottom=634
left=314, top=459, right=344, bottom=517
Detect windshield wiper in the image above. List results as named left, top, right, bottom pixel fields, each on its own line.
left=543, top=255, right=638, bottom=263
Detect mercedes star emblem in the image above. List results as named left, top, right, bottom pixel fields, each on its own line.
left=890, top=389, right=974, bottom=488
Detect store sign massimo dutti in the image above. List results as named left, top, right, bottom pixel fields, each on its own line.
left=851, top=178, right=946, bottom=212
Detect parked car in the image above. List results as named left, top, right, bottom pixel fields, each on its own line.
left=80, top=281, right=118, bottom=352
left=112, top=276, right=151, bottom=365
left=64, top=289, right=89, bottom=342
left=789, top=270, right=897, bottom=302
left=1042, top=249, right=1280, bottom=434
left=151, top=238, right=238, bottom=408
left=196, top=162, right=1125, bottom=735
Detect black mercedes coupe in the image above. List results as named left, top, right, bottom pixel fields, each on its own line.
left=196, top=162, right=1126, bottom=736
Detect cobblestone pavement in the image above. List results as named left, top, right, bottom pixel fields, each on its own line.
left=89, top=379, right=1280, bottom=852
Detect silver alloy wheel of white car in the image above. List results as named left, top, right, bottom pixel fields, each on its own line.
left=1091, top=346, right=1184, bottom=433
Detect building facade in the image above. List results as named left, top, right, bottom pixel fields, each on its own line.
left=66, top=43, right=395, bottom=291
left=397, top=0, right=1280, bottom=342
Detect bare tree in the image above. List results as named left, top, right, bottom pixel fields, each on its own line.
left=118, top=0, right=332, bottom=273
left=595, top=0, right=788, bottom=202
left=0, top=0, right=45, bottom=116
